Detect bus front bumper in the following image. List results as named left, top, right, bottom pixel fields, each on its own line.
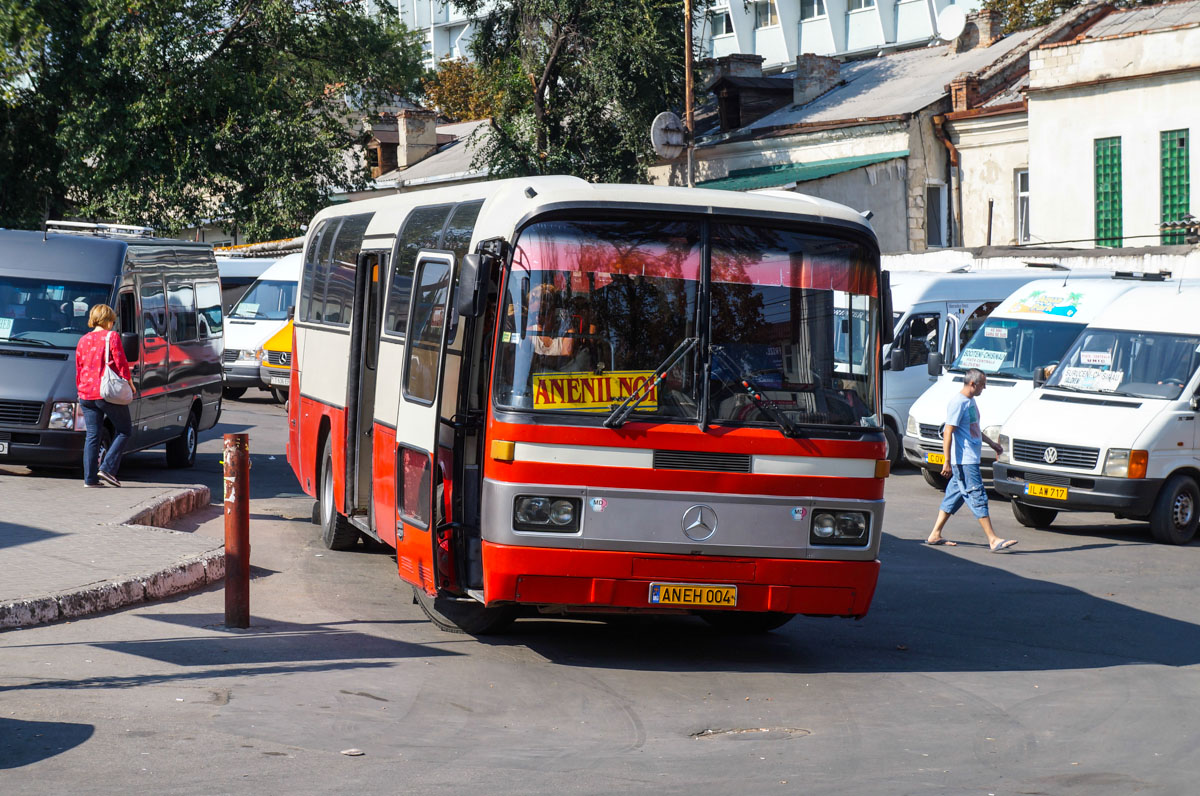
left=993, top=463, right=1161, bottom=516
left=480, top=542, right=880, bottom=618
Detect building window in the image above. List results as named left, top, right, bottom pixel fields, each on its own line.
left=926, top=183, right=947, bottom=247
left=801, top=0, right=826, bottom=20
left=1094, top=136, right=1123, bottom=248
left=1015, top=169, right=1030, bottom=244
left=754, top=1, right=778, bottom=28
left=848, top=0, right=876, bottom=10
left=1161, top=129, right=1190, bottom=245
left=710, top=8, right=733, bottom=36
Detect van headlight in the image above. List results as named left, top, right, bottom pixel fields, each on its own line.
left=997, top=434, right=1010, bottom=463
left=810, top=510, right=869, bottom=545
left=236, top=349, right=257, bottom=362
left=513, top=496, right=581, bottom=532
left=49, top=402, right=77, bottom=430
left=906, top=415, right=918, bottom=436
left=1104, top=449, right=1148, bottom=479
left=984, top=425, right=1002, bottom=441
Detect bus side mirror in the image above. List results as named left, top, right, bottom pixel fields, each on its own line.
left=1033, top=366, right=1047, bottom=387
left=287, top=305, right=295, bottom=320
left=927, top=352, right=943, bottom=377
left=880, top=271, right=894, bottom=345
left=457, top=253, right=489, bottom=318
left=121, top=332, right=139, bottom=362
left=889, top=347, right=906, bottom=372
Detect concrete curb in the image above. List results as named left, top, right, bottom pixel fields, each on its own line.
left=0, top=485, right=225, bottom=631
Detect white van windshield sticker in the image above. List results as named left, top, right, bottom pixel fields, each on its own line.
left=0, top=318, right=11, bottom=339
left=1012, top=289, right=1083, bottom=317
left=984, top=326, right=1008, bottom=339
left=1080, top=351, right=1112, bottom=366
left=237, top=302, right=260, bottom=317
left=959, top=348, right=1006, bottom=371
left=1060, top=366, right=1124, bottom=392
left=948, top=302, right=971, bottom=318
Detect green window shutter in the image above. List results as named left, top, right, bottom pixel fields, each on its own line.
left=1094, top=137, right=1122, bottom=248
left=1161, top=129, right=1190, bottom=245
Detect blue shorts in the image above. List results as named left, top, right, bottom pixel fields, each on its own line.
left=940, top=463, right=989, bottom=519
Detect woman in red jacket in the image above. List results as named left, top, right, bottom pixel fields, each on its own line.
left=75, top=304, right=134, bottom=487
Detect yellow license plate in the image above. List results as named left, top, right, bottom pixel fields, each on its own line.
left=926, top=452, right=945, bottom=465
left=1025, top=483, right=1067, bottom=500
left=649, top=583, right=737, bottom=607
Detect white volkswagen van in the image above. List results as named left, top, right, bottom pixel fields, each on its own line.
left=881, top=268, right=1071, bottom=464
left=902, top=274, right=1157, bottom=488
left=993, top=284, right=1200, bottom=544
left=222, top=253, right=301, bottom=399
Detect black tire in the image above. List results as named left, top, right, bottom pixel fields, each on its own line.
left=413, top=586, right=517, bottom=635
left=883, top=424, right=903, bottom=469
left=270, top=387, right=288, bottom=404
left=318, top=439, right=359, bottom=550
left=222, top=387, right=247, bottom=400
left=1149, top=474, right=1199, bottom=545
left=165, top=411, right=199, bottom=468
left=699, top=611, right=794, bottom=634
left=1011, top=500, right=1057, bottom=529
left=922, top=468, right=949, bottom=491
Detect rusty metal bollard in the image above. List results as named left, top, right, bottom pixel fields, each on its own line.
left=223, top=433, right=250, bottom=628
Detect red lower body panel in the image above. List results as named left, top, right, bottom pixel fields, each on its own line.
left=481, top=542, right=880, bottom=618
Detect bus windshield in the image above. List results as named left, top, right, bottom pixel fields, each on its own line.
left=1046, top=328, right=1200, bottom=400
left=231, top=279, right=296, bottom=320
left=493, top=217, right=880, bottom=430
left=0, top=276, right=112, bottom=349
left=952, top=318, right=1082, bottom=379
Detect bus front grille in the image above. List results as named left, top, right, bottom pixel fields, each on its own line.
left=653, top=450, right=751, bottom=473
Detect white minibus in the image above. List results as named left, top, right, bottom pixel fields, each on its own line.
left=903, top=274, right=1160, bottom=488
left=993, top=284, right=1200, bottom=544
left=222, top=253, right=301, bottom=399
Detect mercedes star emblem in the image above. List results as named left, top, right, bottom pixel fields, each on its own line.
left=1043, top=447, right=1059, bottom=464
left=682, top=504, right=718, bottom=541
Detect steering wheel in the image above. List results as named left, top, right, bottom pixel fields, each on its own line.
left=56, top=327, right=78, bottom=333
left=1160, top=378, right=1184, bottom=386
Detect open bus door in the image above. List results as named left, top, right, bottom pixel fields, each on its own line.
left=393, top=251, right=456, bottom=596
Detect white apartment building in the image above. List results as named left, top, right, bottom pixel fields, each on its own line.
left=390, top=1, right=482, bottom=67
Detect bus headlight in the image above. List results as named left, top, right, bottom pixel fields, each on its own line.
left=514, top=496, right=581, bottom=532
left=998, top=434, right=1011, bottom=463
left=811, top=510, right=869, bottom=545
left=1104, top=449, right=1148, bottom=479
left=49, top=402, right=76, bottom=430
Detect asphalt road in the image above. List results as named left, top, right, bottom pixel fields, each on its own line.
left=3, top=396, right=1198, bottom=795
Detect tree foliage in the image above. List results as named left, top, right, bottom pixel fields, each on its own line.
left=456, top=0, right=704, bottom=184
left=0, top=1, right=423, bottom=239
left=982, top=0, right=1083, bottom=33
left=422, top=57, right=495, bottom=122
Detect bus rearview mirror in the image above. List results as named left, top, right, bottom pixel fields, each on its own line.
left=457, top=253, right=488, bottom=318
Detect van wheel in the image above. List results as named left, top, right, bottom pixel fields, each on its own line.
left=270, top=387, right=287, bottom=404
left=223, top=387, right=246, bottom=400
left=165, top=412, right=199, bottom=468
left=1149, top=475, right=1199, bottom=545
left=413, top=586, right=516, bottom=635
left=922, top=469, right=948, bottom=490
left=883, top=424, right=903, bottom=469
left=699, top=611, right=794, bottom=633
left=319, top=439, right=359, bottom=550
left=1011, top=500, right=1057, bottom=529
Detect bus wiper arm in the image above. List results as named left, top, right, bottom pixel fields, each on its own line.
left=603, top=337, right=699, bottom=429
left=709, top=346, right=804, bottom=439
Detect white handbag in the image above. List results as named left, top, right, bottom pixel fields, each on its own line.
left=100, top=331, right=134, bottom=405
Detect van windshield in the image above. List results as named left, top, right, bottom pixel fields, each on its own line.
left=1046, top=328, right=1200, bottom=400
left=0, top=276, right=112, bottom=349
left=231, top=279, right=296, bottom=320
left=951, top=318, right=1081, bottom=379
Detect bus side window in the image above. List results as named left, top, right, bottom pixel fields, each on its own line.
left=385, top=205, right=452, bottom=336
left=300, top=220, right=332, bottom=323
left=167, top=281, right=198, bottom=342
left=397, top=446, right=431, bottom=529
left=404, top=256, right=453, bottom=404
left=323, top=213, right=372, bottom=326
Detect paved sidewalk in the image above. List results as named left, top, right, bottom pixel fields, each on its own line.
left=0, top=468, right=225, bottom=629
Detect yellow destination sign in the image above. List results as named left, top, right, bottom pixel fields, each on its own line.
left=533, top=370, right=658, bottom=411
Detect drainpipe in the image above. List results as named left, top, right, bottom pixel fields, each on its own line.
left=932, top=114, right=962, bottom=247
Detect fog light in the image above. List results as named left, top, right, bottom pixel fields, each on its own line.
left=49, top=402, right=76, bottom=430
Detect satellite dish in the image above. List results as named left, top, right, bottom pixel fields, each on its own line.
left=650, top=111, right=686, bottom=161
left=936, top=6, right=967, bottom=42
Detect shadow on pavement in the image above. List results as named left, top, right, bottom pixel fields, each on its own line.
left=0, top=521, right=63, bottom=550
left=0, top=717, right=94, bottom=769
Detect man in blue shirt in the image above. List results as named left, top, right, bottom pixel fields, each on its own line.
left=925, top=368, right=1017, bottom=551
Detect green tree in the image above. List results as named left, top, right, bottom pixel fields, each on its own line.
left=456, top=0, right=705, bottom=184
left=0, top=1, right=423, bottom=239
left=422, top=57, right=496, bottom=121
left=982, top=0, right=1082, bottom=33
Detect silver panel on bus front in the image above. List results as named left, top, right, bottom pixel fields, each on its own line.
left=481, top=479, right=883, bottom=561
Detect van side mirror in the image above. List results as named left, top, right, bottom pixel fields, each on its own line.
left=121, top=332, right=139, bottom=362
left=889, top=347, right=906, bottom=372
left=457, top=253, right=490, bottom=318
left=287, top=305, right=295, bottom=321
left=927, top=352, right=943, bottom=377
left=1190, top=394, right=1200, bottom=412
left=1033, top=366, right=1047, bottom=387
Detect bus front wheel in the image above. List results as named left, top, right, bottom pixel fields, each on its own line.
left=699, top=611, right=794, bottom=633
left=413, top=586, right=517, bottom=635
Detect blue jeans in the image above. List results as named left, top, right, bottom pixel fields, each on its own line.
left=940, top=463, right=989, bottom=519
left=81, top=399, right=132, bottom=484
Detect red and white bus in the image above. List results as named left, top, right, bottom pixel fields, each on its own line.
left=288, top=176, right=892, bottom=633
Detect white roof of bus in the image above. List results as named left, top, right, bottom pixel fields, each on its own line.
left=887, top=268, right=1104, bottom=311
left=216, top=256, right=278, bottom=279
left=252, top=252, right=302, bottom=282
left=987, top=276, right=1152, bottom=324
left=307, top=176, right=874, bottom=244
left=1085, top=284, right=1200, bottom=335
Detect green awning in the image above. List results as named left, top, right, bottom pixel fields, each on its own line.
left=698, top=150, right=909, bottom=192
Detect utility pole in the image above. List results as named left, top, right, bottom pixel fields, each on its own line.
left=684, top=0, right=695, bottom=187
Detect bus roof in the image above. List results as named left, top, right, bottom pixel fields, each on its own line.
left=308, top=176, right=877, bottom=244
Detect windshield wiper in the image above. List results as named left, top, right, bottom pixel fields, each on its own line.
left=603, top=337, right=699, bottom=429
left=709, top=346, right=803, bottom=439
left=991, top=371, right=1023, bottom=379
left=4, top=337, right=55, bottom=348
